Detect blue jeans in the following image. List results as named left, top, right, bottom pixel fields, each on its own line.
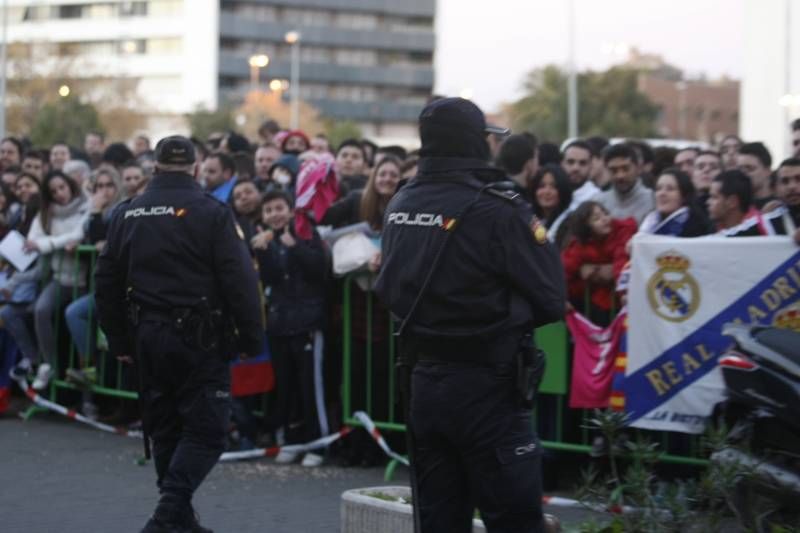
left=1, top=282, right=82, bottom=365
left=66, top=294, right=95, bottom=361
left=1, top=303, right=35, bottom=363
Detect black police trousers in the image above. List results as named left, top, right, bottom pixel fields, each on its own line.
left=136, top=320, right=231, bottom=509
left=411, top=361, right=544, bottom=533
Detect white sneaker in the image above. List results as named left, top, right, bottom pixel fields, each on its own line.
left=32, top=363, right=53, bottom=391
left=301, top=452, right=324, bottom=468
left=274, top=449, right=299, bottom=464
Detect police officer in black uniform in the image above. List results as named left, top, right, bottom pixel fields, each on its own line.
left=375, top=98, right=566, bottom=533
left=95, top=136, right=263, bottom=533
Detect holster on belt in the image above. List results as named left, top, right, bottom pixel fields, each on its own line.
left=515, top=334, right=546, bottom=409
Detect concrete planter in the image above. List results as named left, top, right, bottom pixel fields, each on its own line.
left=341, top=486, right=486, bottom=533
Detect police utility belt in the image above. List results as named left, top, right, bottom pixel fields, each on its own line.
left=128, top=300, right=225, bottom=353
left=394, top=181, right=547, bottom=409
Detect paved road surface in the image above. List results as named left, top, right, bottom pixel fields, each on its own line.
left=1, top=408, right=602, bottom=532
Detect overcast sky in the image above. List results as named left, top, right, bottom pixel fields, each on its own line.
left=434, top=0, right=745, bottom=113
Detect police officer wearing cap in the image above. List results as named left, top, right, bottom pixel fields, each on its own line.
left=375, top=98, right=566, bottom=533
left=95, top=136, right=262, bottom=533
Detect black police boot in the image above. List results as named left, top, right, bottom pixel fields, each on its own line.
left=141, top=496, right=193, bottom=533
left=187, top=505, right=214, bottom=533
left=139, top=516, right=191, bottom=533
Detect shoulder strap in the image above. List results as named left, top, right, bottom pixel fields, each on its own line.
left=395, top=181, right=513, bottom=337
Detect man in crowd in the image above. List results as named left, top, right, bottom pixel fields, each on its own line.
left=258, top=119, right=280, bottom=145
left=49, top=142, right=71, bottom=171
left=202, top=152, right=237, bottom=203
left=674, top=147, right=699, bottom=175
left=85, top=131, right=105, bottom=169
left=594, top=143, right=654, bottom=224
left=496, top=133, right=538, bottom=202
left=96, top=135, right=262, bottom=532
left=737, top=141, right=774, bottom=208
left=775, top=157, right=800, bottom=227
left=0, top=137, right=22, bottom=171
left=627, top=139, right=655, bottom=187
left=692, top=150, right=723, bottom=213
left=718, top=134, right=742, bottom=171
left=335, top=139, right=368, bottom=197
left=254, top=143, right=281, bottom=190
left=586, top=136, right=610, bottom=190
left=21, top=150, right=45, bottom=181
left=133, top=134, right=151, bottom=157
left=562, top=139, right=600, bottom=209
left=708, top=170, right=754, bottom=232
left=311, top=134, right=331, bottom=154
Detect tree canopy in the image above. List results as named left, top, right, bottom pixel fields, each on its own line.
left=508, top=65, right=660, bottom=141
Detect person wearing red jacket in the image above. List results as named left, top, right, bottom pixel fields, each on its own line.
left=562, top=200, right=636, bottom=324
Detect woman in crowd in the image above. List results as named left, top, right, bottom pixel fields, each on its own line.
left=562, top=201, right=636, bottom=325
left=321, top=156, right=403, bottom=465
left=63, top=167, right=123, bottom=399
left=638, top=168, right=714, bottom=237
left=6, top=171, right=88, bottom=390
left=529, top=163, right=573, bottom=246
left=8, top=173, right=40, bottom=235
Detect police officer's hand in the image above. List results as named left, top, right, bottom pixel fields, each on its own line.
left=0, top=288, right=11, bottom=301
left=250, top=230, right=275, bottom=250
left=280, top=231, right=296, bottom=248
left=64, top=240, right=79, bottom=253
left=94, top=240, right=107, bottom=253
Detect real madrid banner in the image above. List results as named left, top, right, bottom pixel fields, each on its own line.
left=623, top=234, right=800, bottom=434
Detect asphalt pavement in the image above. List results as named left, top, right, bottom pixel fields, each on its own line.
left=1, top=401, right=603, bottom=533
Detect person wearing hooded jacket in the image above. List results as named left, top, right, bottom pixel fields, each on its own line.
left=375, top=97, right=564, bottom=533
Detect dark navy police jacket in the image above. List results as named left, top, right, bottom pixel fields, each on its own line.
left=95, top=172, right=263, bottom=358
left=375, top=157, right=566, bottom=341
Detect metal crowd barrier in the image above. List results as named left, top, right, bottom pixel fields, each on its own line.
left=340, top=274, right=709, bottom=481
left=17, top=250, right=708, bottom=471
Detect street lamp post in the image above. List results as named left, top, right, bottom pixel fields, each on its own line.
left=248, top=54, right=269, bottom=92
left=285, top=31, right=301, bottom=129
left=567, top=0, right=578, bottom=140
left=1, top=0, right=8, bottom=138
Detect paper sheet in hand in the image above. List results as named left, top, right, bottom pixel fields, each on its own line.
left=0, top=230, right=38, bottom=271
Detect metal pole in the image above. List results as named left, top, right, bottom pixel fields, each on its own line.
left=250, top=64, right=258, bottom=91
left=784, top=0, right=792, bottom=159
left=1, top=0, right=8, bottom=137
left=567, top=0, right=578, bottom=139
left=290, top=41, right=299, bottom=129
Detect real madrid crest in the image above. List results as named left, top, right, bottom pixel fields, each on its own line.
left=647, top=251, right=700, bottom=323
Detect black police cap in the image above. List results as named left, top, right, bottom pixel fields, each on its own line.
left=155, top=135, right=196, bottom=165
left=419, top=97, right=510, bottom=138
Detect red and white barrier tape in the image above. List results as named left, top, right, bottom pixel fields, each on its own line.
left=219, top=427, right=352, bottom=462
left=8, top=378, right=643, bottom=511
left=13, top=377, right=143, bottom=438
left=353, top=410, right=409, bottom=467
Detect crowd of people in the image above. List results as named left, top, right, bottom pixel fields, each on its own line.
left=1, top=109, right=799, bottom=468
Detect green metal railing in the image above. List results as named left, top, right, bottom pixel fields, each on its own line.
left=340, top=274, right=709, bottom=480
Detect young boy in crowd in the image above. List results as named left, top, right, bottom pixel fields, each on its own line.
left=256, top=190, right=329, bottom=467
